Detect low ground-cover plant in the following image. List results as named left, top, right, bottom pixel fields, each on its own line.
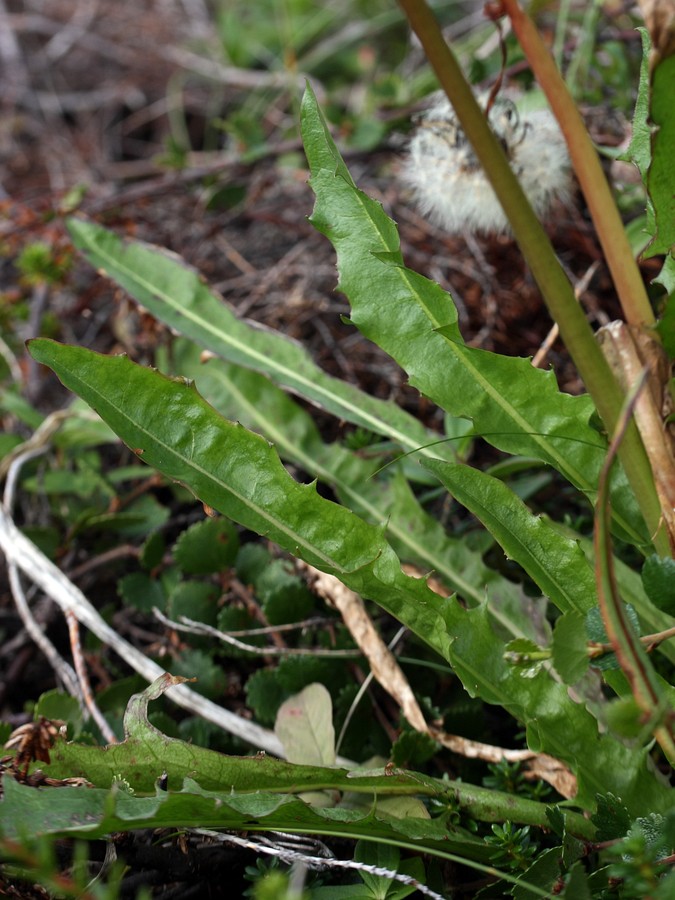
left=2, top=1, right=674, bottom=896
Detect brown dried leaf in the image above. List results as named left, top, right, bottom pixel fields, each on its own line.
left=637, top=0, right=675, bottom=64
left=300, top=564, right=428, bottom=734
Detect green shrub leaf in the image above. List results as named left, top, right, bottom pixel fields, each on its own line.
left=301, top=83, right=646, bottom=546
left=171, top=649, right=226, bottom=700
left=585, top=605, right=640, bottom=671
left=181, top=347, right=546, bottom=644
left=26, top=338, right=668, bottom=815
left=118, top=571, right=166, bottom=613
left=26, top=339, right=458, bottom=660
left=140, top=530, right=165, bottom=570
left=167, top=580, right=218, bottom=626
left=173, top=516, right=239, bottom=574
left=421, top=459, right=597, bottom=616
left=246, top=668, right=287, bottom=725
left=646, top=52, right=675, bottom=256
left=10, top=676, right=594, bottom=857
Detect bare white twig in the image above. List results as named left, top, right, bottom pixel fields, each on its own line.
left=176, top=0, right=211, bottom=37
left=153, top=608, right=361, bottom=659
left=5, top=442, right=123, bottom=739
left=0, top=505, right=285, bottom=756
left=22, top=86, right=146, bottom=115
left=215, top=616, right=333, bottom=637
left=0, top=440, right=284, bottom=758
left=159, top=44, right=321, bottom=97
left=3, top=446, right=82, bottom=701
left=191, top=829, right=447, bottom=900
left=7, top=564, right=81, bottom=701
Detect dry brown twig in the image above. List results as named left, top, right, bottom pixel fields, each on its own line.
left=532, top=261, right=600, bottom=369
left=300, top=562, right=577, bottom=798
left=64, top=609, right=117, bottom=744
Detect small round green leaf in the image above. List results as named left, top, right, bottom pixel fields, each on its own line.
left=168, top=580, right=218, bottom=627
left=118, top=571, right=166, bottom=613
left=173, top=516, right=239, bottom=575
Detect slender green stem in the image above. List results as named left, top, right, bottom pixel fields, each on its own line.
left=397, top=0, right=667, bottom=554
left=501, top=0, right=655, bottom=329
left=595, top=374, right=675, bottom=763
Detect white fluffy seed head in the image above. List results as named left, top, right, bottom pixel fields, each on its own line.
left=402, top=90, right=572, bottom=235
